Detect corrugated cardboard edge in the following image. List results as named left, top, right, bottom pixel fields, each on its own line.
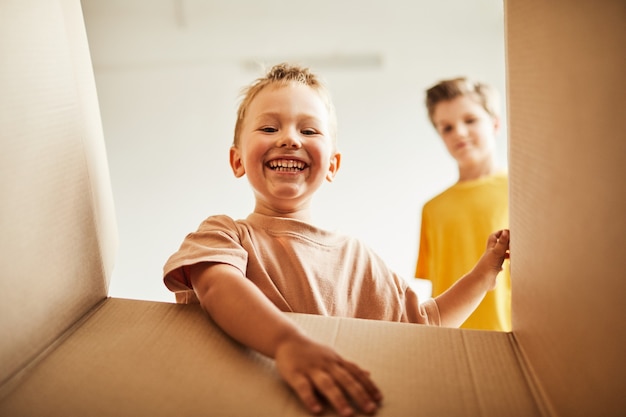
left=66, top=0, right=119, bottom=284
left=0, top=297, right=108, bottom=401
left=506, top=332, right=553, bottom=417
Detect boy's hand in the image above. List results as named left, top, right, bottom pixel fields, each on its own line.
left=479, top=229, right=510, bottom=290
left=432, top=229, right=510, bottom=327
left=190, top=262, right=382, bottom=415
left=274, top=335, right=382, bottom=416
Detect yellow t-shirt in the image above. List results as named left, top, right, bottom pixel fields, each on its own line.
left=415, top=172, right=511, bottom=331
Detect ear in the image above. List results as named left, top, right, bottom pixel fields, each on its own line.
left=325, top=152, right=341, bottom=182
left=229, top=146, right=246, bottom=178
left=492, top=115, right=502, bottom=135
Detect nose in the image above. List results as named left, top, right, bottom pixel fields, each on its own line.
left=453, top=123, right=469, bottom=138
left=276, top=128, right=302, bottom=149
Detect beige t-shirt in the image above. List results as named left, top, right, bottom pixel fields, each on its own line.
left=164, top=213, right=440, bottom=325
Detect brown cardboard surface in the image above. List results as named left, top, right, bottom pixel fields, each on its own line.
left=0, top=298, right=540, bottom=417
left=2, top=0, right=626, bottom=416
left=506, top=1, right=626, bottom=416
left=0, top=0, right=115, bottom=391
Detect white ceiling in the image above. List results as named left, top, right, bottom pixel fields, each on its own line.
left=81, top=0, right=504, bottom=72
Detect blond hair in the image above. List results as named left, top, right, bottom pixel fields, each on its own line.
left=425, top=77, right=500, bottom=125
left=233, top=63, right=337, bottom=147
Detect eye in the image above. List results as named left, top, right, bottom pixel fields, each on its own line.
left=465, top=117, right=476, bottom=124
left=301, top=128, right=318, bottom=136
left=441, top=125, right=453, bottom=133
left=260, top=126, right=277, bottom=133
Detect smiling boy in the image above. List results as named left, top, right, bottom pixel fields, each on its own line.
left=230, top=76, right=339, bottom=217
left=415, top=77, right=511, bottom=331
left=164, top=64, right=510, bottom=416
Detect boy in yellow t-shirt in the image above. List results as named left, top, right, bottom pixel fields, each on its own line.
left=415, top=77, right=511, bottom=331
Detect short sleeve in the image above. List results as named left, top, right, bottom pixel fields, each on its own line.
left=162, top=215, right=248, bottom=303
left=402, top=285, right=441, bottom=326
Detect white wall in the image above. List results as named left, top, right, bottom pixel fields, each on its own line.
left=81, top=0, right=507, bottom=303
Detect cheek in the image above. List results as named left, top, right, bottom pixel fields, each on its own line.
left=441, top=134, right=457, bottom=148
left=242, top=144, right=265, bottom=166
left=473, top=125, right=493, bottom=143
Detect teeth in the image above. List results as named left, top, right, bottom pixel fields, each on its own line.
left=268, top=159, right=305, bottom=171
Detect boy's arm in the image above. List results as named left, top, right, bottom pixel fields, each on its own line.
left=188, top=262, right=382, bottom=417
left=434, top=229, right=510, bottom=328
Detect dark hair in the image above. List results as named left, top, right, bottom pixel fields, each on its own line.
left=425, top=77, right=500, bottom=125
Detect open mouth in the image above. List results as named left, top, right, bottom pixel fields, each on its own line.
left=267, top=159, right=307, bottom=172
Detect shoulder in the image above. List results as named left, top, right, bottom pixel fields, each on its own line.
left=479, top=172, right=509, bottom=194
left=492, top=171, right=509, bottom=185
left=197, top=214, right=240, bottom=231
left=194, top=215, right=256, bottom=241
left=345, top=235, right=393, bottom=268
left=422, top=184, right=459, bottom=210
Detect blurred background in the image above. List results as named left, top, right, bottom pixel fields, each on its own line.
left=81, top=0, right=507, bottom=303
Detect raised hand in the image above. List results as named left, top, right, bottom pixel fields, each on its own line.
left=478, top=229, right=510, bottom=290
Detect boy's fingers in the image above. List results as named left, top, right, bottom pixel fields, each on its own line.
left=488, top=229, right=509, bottom=249
left=330, top=364, right=380, bottom=415
left=494, top=230, right=510, bottom=263
left=310, top=372, right=354, bottom=417
left=497, top=229, right=510, bottom=248
left=277, top=341, right=382, bottom=416
left=342, top=360, right=383, bottom=403
left=486, top=232, right=499, bottom=248
left=287, top=374, right=323, bottom=415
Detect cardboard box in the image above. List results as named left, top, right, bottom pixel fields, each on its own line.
left=1, top=0, right=624, bottom=416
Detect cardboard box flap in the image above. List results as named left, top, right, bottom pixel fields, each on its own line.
left=0, top=298, right=542, bottom=417
left=0, top=0, right=117, bottom=390
left=506, top=1, right=626, bottom=415
left=299, top=314, right=544, bottom=416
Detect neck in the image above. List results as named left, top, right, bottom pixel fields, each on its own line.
left=253, top=203, right=313, bottom=222
left=457, top=160, right=497, bottom=182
